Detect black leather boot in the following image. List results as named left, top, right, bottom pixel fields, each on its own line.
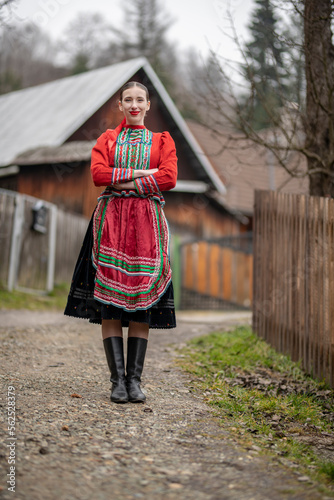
left=126, top=337, right=148, bottom=403
left=103, top=337, right=128, bottom=403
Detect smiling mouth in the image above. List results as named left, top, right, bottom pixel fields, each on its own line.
left=130, top=111, right=140, bottom=115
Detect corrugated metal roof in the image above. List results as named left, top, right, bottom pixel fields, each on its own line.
left=0, top=57, right=227, bottom=195
left=0, top=58, right=145, bottom=167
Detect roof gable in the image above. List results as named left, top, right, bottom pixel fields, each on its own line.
left=0, top=58, right=145, bottom=167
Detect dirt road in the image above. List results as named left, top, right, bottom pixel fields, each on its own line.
left=0, top=310, right=331, bottom=500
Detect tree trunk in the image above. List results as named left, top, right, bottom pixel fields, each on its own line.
left=304, top=0, right=334, bottom=196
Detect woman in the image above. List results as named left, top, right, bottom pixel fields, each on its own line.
left=65, top=81, right=177, bottom=404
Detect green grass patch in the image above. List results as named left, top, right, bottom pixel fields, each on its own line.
left=177, top=326, right=334, bottom=491
left=0, top=283, right=69, bottom=311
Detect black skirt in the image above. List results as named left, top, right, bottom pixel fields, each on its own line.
left=64, top=213, right=176, bottom=328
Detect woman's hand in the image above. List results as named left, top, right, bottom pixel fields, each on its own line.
left=133, top=168, right=158, bottom=178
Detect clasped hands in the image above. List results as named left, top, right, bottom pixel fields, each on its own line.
left=113, top=168, right=158, bottom=190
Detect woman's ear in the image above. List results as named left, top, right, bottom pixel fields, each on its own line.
left=147, top=100, right=151, bottom=111
left=118, top=100, right=123, bottom=111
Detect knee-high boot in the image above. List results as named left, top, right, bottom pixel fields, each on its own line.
left=103, top=337, right=128, bottom=403
left=126, top=337, right=148, bottom=403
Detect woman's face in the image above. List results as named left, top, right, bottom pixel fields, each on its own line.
left=119, top=87, right=150, bottom=126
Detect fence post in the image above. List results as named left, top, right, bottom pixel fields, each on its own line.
left=172, top=234, right=181, bottom=310
left=7, top=194, right=24, bottom=291
left=46, top=204, right=58, bottom=292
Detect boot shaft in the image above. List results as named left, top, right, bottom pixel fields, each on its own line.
left=126, top=337, right=148, bottom=403
left=103, top=336, right=128, bottom=403
left=126, top=337, right=148, bottom=381
left=103, top=336, right=126, bottom=382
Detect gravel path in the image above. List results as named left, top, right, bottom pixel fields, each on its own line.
left=0, top=310, right=331, bottom=500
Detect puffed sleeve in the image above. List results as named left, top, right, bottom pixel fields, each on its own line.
left=91, top=132, right=133, bottom=186
left=133, top=131, right=178, bottom=194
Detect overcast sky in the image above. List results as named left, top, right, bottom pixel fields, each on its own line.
left=7, top=0, right=255, bottom=61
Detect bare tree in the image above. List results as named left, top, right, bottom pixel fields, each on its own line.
left=0, top=22, right=67, bottom=94
left=0, top=0, right=15, bottom=24
left=304, top=0, right=334, bottom=196
left=59, top=12, right=114, bottom=74
left=195, top=0, right=334, bottom=197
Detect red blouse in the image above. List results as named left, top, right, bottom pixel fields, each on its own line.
left=91, top=121, right=178, bottom=194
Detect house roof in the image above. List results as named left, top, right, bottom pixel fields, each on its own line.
left=0, top=57, right=226, bottom=196
left=0, top=59, right=145, bottom=167
left=14, top=141, right=95, bottom=165
left=187, top=121, right=309, bottom=215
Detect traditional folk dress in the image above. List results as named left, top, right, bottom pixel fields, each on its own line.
left=64, top=119, right=177, bottom=328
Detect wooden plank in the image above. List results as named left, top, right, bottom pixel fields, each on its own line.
left=321, top=198, right=330, bottom=383
left=276, top=191, right=284, bottom=352
left=221, top=247, right=232, bottom=301
left=16, top=198, right=49, bottom=290
left=0, top=192, right=15, bottom=286
left=55, top=210, right=89, bottom=284
left=298, top=195, right=306, bottom=369
left=313, top=196, right=321, bottom=380
left=235, top=252, right=246, bottom=304
left=248, top=254, right=253, bottom=305
left=183, top=244, right=193, bottom=290
left=319, top=196, right=325, bottom=381
left=209, top=244, right=220, bottom=298
left=271, top=191, right=279, bottom=351
left=252, top=191, right=260, bottom=332
left=329, top=199, right=334, bottom=387
left=197, top=241, right=207, bottom=295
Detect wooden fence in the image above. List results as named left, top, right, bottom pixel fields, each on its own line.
left=180, top=234, right=253, bottom=310
left=0, top=189, right=88, bottom=292
left=253, top=190, right=334, bottom=387
left=55, top=210, right=89, bottom=284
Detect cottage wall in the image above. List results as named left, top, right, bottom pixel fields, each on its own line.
left=164, top=192, right=243, bottom=239
left=16, top=162, right=101, bottom=216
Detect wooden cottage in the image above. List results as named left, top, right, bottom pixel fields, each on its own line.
left=0, top=57, right=247, bottom=241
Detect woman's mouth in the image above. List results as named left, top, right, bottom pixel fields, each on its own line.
left=130, top=111, right=140, bottom=115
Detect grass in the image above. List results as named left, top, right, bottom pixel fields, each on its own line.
left=0, top=283, right=69, bottom=311
left=176, top=326, right=334, bottom=491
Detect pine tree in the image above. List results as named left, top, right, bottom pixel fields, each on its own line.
left=243, top=0, right=288, bottom=130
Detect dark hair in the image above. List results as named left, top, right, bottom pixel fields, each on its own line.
left=119, top=81, right=150, bottom=101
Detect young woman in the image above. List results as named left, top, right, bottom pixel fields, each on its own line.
left=65, top=81, right=177, bottom=403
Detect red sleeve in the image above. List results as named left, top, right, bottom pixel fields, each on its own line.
left=91, top=131, right=135, bottom=186
left=90, top=132, right=112, bottom=186
left=133, top=131, right=178, bottom=194
left=154, top=131, right=178, bottom=191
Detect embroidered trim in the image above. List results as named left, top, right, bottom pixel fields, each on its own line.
left=114, top=128, right=152, bottom=172
left=134, top=174, right=160, bottom=195
left=98, top=187, right=165, bottom=208
left=111, top=168, right=133, bottom=184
